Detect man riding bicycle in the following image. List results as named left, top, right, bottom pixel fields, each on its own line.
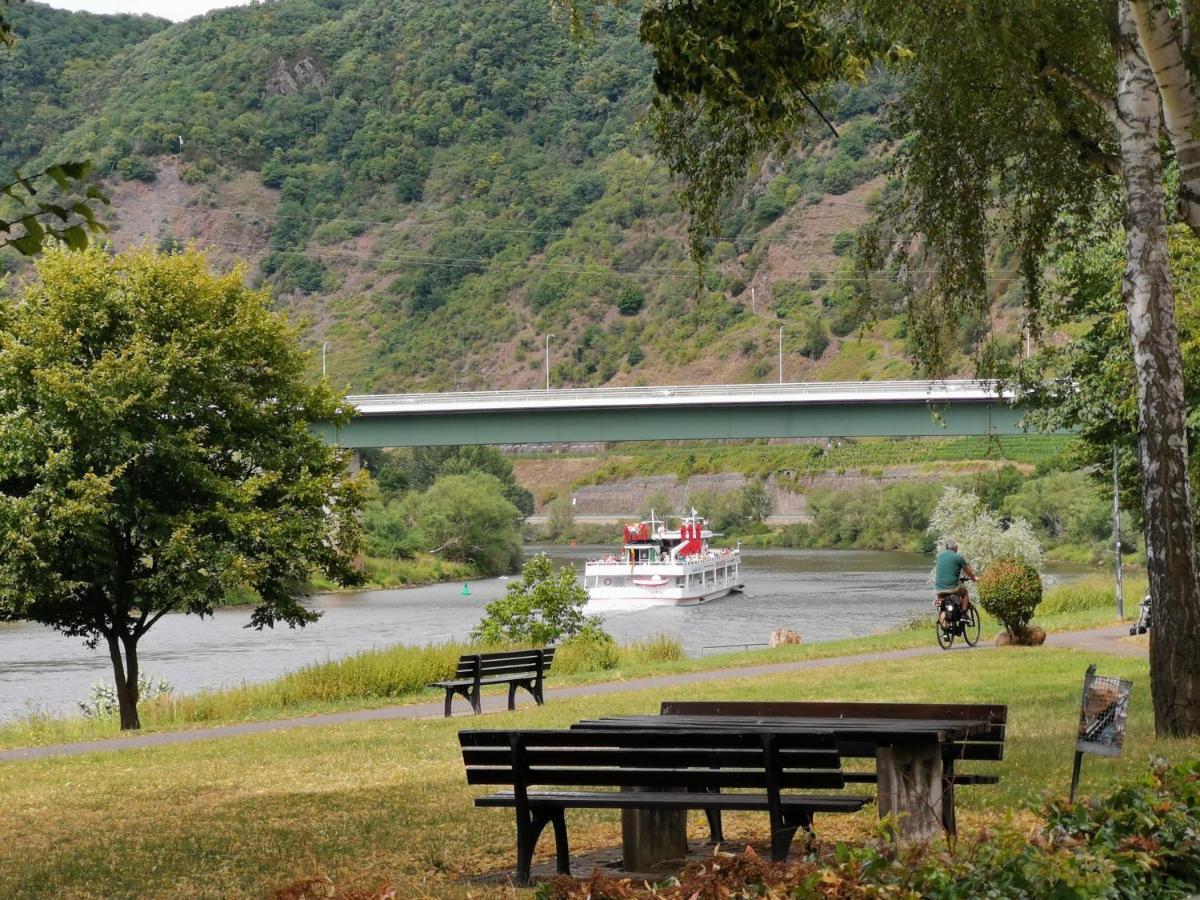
left=935, top=539, right=977, bottom=627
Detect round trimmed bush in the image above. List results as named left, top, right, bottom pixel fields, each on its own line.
left=978, top=557, right=1043, bottom=642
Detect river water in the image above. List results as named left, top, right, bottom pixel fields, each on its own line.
left=0, top=548, right=1085, bottom=722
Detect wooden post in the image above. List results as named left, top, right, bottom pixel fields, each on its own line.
left=622, top=804, right=687, bottom=872
left=876, top=744, right=944, bottom=843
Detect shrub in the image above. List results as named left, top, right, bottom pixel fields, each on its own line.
left=831, top=229, right=857, bottom=256
left=116, top=155, right=156, bottom=182
left=626, top=346, right=644, bottom=366
left=752, top=192, right=787, bottom=226
left=472, top=552, right=601, bottom=644
left=529, top=274, right=569, bottom=310
left=798, top=315, right=829, bottom=358
left=616, top=284, right=645, bottom=315
left=545, top=759, right=1200, bottom=900
left=978, top=556, right=1043, bottom=639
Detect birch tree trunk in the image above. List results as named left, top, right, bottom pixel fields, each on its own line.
left=1129, top=0, right=1200, bottom=233
left=1116, top=1, right=1200, bottom=736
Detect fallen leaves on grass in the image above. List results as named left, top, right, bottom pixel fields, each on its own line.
left=270, top=872, right=395, bottom=900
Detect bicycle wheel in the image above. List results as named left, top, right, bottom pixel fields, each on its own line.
left=936, top=617, right=954, bottom=650
left=962, top=604, right=981, bottom=647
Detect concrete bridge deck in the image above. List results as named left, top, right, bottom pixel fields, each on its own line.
left=322, top=380, right=1052, bottom=448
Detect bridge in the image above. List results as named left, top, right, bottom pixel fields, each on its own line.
left=319, top=380, right=1052, bottom=448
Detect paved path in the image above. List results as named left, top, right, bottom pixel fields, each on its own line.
left=0, top=624, right=1143, bottom=764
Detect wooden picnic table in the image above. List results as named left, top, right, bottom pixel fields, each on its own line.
left=573, top=712, right=995, bottom=844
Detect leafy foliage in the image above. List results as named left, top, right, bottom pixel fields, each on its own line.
left=401, top=473, right=522, bottom=575
left=472, top=552, right=600, bottom=644
left=544, top=758, right=1200, bottom=899
left=978, top=557, right=1043, bottom=637
left=929, top=486, right=1043, bottom=571
left=0, top=247, right=365, bottom=727
left=1019, top=225, right=1200, bottom=523
left=0, top=162, right=108, bottom=255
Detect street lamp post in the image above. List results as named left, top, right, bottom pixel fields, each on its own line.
left=322, top=341, right=331, bottom=378
left=545, top=333, right=554, bottom=390
left=778, top=326, right=786, bottom=384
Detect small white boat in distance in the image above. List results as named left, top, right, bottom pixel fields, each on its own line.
left=583, top=511, right=744, bottom=606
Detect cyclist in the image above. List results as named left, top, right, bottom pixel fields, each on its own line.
left=934, top=539, right=977, bottom=628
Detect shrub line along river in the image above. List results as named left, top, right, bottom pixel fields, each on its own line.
left=0, top=547, right=1087, bottom=721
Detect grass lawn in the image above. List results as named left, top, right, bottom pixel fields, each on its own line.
left=0, top=575, right=1135, bottom=751
left=1, top=644, right=1194, bottom=899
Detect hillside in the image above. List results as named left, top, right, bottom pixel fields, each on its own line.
left=1, top=0, right=1026, bottom=393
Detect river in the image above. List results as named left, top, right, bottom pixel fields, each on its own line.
left=0, top=548, right=1086, bottom=722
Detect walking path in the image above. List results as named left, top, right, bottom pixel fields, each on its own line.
left=0, top=624, right=1143, bottom=764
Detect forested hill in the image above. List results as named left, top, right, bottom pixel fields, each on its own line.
left=2, top=0, right=1024, bottom=392
left=0, top=4, right=167, bottom=174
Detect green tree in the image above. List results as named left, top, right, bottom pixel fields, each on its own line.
left=472, top=552, right=599, bottom=644
left=362, top=499, right=412, bottom=559
left=557, top=0, right=1200, bottom=735
left=405, top=446, right=534, bottom=517
left=0, top=247, right=365, bottom=730
left=402, top=473, right=522, bottom=575
left=543, top=493, right=576, bottom=542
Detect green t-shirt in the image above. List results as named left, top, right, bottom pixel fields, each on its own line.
left=934, top=550, right=968, bottom=592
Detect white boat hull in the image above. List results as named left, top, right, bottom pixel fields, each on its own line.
left=584, top=553, right=743, bottom=607
left=586, top=583, right=743, bottom=607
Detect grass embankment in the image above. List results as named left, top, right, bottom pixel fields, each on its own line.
left=308, top=553, right=483, bottom=592
left=0, top=645, right=1191, bottom=899
left=0, top=576, right=1132, bottom=752
left=565, top=435, right=1072, bottom=487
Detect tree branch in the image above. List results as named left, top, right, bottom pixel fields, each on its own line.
left=1064, top=127, right=1123, bottom=176
left=798, top=86, right=839, bottom=137
left=1040, top=55, right=1119, bottom=124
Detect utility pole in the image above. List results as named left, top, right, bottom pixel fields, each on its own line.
left=778, top=325, right=785, bottom=384
left=751, top=286, right=756, bottom=314
left=1113, top=444, right=1124, bottom=620
left=322, top=341, right=330, bottom=378
left=544, top=333, right=554, bottom=390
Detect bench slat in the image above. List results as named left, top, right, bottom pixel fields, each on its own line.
left=462, top=747, right=842, bottom=769
left=474, top=789, right=871, bottom=812
left=467, top=768, right=847, bottom=790
left=662, top=700, right=1007, bottom=725
left=475, top=663, right=550, bottom=678
left=460, top=728, right=837, bottom=750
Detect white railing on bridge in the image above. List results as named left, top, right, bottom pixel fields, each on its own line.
left=346, top=379, right=1010, bottom=416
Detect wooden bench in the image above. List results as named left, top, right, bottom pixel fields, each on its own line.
left=459, top=727, right=872, bottom=885
left=430, top=648, right=554, bottom=717
left=660, top=701, right=1007, bottom=835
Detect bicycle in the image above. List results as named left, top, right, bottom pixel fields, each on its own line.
left=935, top=581, right=980, bottom=650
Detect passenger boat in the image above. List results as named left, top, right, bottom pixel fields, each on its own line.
left=583, top=512, right=744, bottom=606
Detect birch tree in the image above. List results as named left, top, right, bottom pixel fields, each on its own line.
left=557, top=0, right=1200, bottom=735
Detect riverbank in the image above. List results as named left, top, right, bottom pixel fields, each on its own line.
left=309, top=553, right=486, bottom=592
left=0, top=640, right=1187, bottom=898
left=0, top=575, right=1134, bottom=751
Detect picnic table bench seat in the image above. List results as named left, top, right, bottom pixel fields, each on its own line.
left=430, top=648, right=553, bottom=717
left=460, top=727, right=872, bottom=885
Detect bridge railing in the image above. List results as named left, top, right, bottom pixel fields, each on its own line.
left=347, top=379, right=1010, bottom=414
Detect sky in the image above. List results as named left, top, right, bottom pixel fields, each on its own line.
left=46, top=1, right=253, bottom=21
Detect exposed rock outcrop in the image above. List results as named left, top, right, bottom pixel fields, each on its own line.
left=266, top=56, right=326, bottom=96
